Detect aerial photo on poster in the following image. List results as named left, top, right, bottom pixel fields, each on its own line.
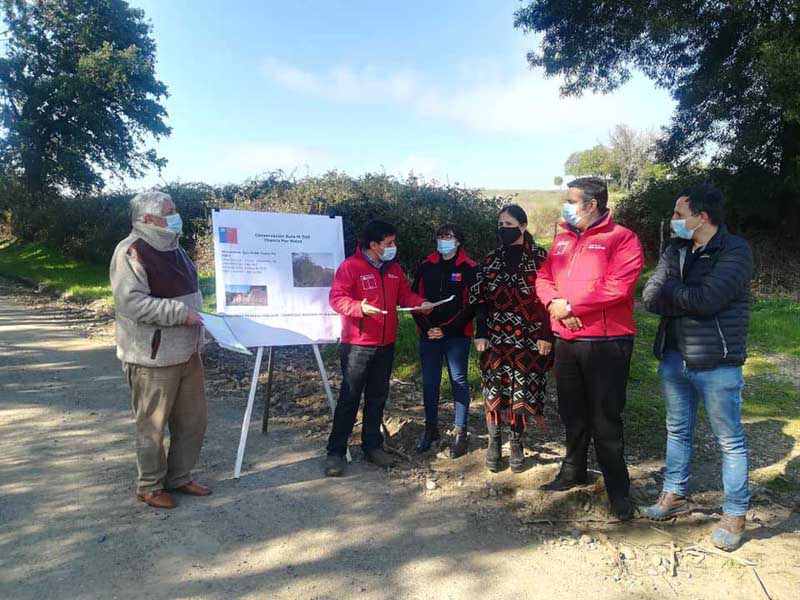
left=291, top=252, right=336, bottom=287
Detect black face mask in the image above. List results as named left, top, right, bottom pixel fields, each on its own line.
left=497, top=226, right=522, bottom=246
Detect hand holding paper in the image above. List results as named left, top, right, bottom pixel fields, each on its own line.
left=184, top=309, right=203, bottom=326
left=397, top=295, right=455, bottom=312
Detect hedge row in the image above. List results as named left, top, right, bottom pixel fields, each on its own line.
left=613, top=169, right=800, bottom=295
left=1, top=172, right=508, bottom=274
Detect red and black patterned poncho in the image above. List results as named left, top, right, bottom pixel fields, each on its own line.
left=469, top=238, right=554, bottom=429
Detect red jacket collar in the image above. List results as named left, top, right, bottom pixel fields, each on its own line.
left=425, top=246, right=473, bottom=266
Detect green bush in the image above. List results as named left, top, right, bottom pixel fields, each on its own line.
left=614, top=169, right=800, bottom=296
left=1, top=172, right=505, bottom=277
left=195, top=171, right=504, bottom=275
left=613, top=171, right=709, bottom=259
left=0, top=178, right=216, bottom=264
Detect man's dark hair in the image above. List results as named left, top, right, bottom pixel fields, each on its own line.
left=360, top=219, right=397, bottom=249
left=680, top=183, right=725, bottom=226
left=499, top=203, right=528, bottom=225
left=435, top=223, right=464, bottom=244
left=568, top=177, right=609, bottom=211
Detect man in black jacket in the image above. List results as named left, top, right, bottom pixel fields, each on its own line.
left=641, top=183, right=753, bottom=551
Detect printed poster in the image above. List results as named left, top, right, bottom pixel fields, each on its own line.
left=211, top=209, right=345, bottom=347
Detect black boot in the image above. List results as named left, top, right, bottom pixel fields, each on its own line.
left=416, top=425, right=441, bottom=453
left=449, top=425, right=469, bottom=459
left=509, top=429, right=525, bottom=473
left=485, top=424, right=502, bottom=472
left=540, top=466, right=588, bottom=491
left=610, top=495, right=636, bottom=522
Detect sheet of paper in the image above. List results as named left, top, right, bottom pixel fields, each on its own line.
left=200, top=312, right=253, bottom=355
left=397, top=294, right=456, bottom=312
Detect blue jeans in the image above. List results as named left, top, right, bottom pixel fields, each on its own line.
left=658, top=350, right=749, bottom=515
left=419, top=336, right=472, bottom=428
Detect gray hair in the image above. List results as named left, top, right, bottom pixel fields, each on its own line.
left=130, top=191, right=172, bottom=223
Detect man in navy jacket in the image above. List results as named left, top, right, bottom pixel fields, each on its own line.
left=641, top=183, right=753, bottom=552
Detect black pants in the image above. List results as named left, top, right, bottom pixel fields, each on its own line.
left=326, top=343, right=395, bottom=457
left=554, top=338, right=634, bottom=500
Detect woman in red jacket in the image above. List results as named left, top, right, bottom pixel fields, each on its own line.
left=469, top=204, right=554, bottom=473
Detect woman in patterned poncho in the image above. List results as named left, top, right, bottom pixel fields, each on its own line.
left=470, top=204, right=555, bottom=473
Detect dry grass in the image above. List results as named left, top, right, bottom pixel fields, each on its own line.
left=482, top=189, right=564, bottom=242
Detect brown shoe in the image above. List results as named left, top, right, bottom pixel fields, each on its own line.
left=172, top=480, right=212, bottom=496
left=711, top=513, right=746, bottom=551
left=137, top=489, right=177, bottom=509
left=639, top=491, right=691, bottom=521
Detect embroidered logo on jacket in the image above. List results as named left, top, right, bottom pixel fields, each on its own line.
left=387, top=274, right=399, bottom=279
left=552, top=240, right=570, bottom=256
left=451, top=272, right=462, bottom=282
left=360, top=274, right=378, bottom=290
left=587, top=244, right=606, bottom=250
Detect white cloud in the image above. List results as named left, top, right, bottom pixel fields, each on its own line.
left=261, top=56, right=674, bottom=136
left=262, top=58, right=321, bottom=95
left=263, top=58, right=420, bottom=105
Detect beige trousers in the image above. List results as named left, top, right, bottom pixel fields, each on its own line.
left=124, top=353, right=207, bottom=493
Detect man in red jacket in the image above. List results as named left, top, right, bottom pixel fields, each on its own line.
left=325, top=220, right=433, bottom=476
left=535, top=177, right=644, bottom=520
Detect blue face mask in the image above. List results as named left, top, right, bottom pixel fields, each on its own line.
left=437, top=239, right=457, bottom=256
left=670, top=218, right=699, bottom=240
left=562, top=202, right=582, bottom=227
left=165, top=213, right=183, bottom=235
left=381, top=245, right=397, bottom=262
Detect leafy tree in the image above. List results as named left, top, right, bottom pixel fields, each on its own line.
left=608, top=124, right=658, bottom=190
left=564, top=144, right=615, bottom=180
left=514, top=1, right=800, bottom=227
left=553, top=175, right=563, bottom=187
left=0, top=0, right=170, bottom=193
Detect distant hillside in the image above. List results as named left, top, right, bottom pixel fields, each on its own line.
left=482, top=188, right=625, bottom=211
left=481, top=189, right=563, bottom=207
left=480, top=189, right=563, bottom=241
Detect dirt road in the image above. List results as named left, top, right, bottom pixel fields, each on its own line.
left=1, top=288, right=798, bottom=600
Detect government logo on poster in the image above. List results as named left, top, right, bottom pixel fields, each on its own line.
left=219, top=227, right=238, bottom=244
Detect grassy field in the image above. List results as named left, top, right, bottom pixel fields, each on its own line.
left=482, top=188, right=626, bottom=208
left=749, top=297, right=800, bottom=356
left=0, top=240, right=113, bottom=301
left=483, top=188, right=564, bottom=205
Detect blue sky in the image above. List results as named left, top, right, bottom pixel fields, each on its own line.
left=129, top=0, right=675, bottom=191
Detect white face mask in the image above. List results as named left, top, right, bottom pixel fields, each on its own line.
left=437, top=239, right=457, bottom=255
left=562, top=202, right=582, bottom=227
left=381, top=246, right=397, bottom=262
left=670, top=218, right=701, bottom=240
left=165, top=213, right=183, bottom=235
